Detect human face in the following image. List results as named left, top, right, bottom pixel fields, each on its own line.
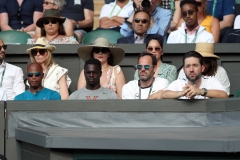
left=183, top=57, right=204, bottom=83
left=146, top=40, right=163, bottom=61
left=43, top=19, right=59, bottom=35
left=43, top=0, right=55, bottom=10
left=0, top=40, right=6, bottom=61
left=195, top=0, right=203, bottom=14
left=92, top=47, right=110, bottom=64
left=27, top=64, right=44, bottom=89
left=84, top=64, right=102, bottom=87
left=202, top=58, right=211, bottom=74
left=132, top=12, right=150, bottom=37
left=181, top=3, right=198, bottom=29
left=32, top=48, right=48, bottom=64
left=138, top=55, right=156, bottom=82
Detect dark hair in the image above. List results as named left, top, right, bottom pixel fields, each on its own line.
left=84, top=58, right=101, bottom=72
left=203, top=58, right=218, bottom=76
left=134, top=10, right=151, bottom=21
left=180, top=0, right=198, bottom=11
left=41, top=20, right=66, bottom=36
left=146, top=37, right=163, bottom=49
left=183, top=51, right=203, bottom=65
left=91, top=48, right=114, bottom=66
left=138, top=52, right=157, bottom=66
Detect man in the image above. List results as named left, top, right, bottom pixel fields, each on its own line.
left=14, top=63, right=61, bottom=100
left=117, top=10, right=163, bottom=44
left=0, top=39, right=25, bottom=100
left=120, top=0, right=171, bottom=42
left=161, top=51, right=228, bottom=99
left=167, top=0, right=214, bottom=43
left=60, top=0, right=94, bottom=43
left=122, top=52, right=168, bottom=99
left=0, top=0, right=43, bottom=34
left=68, top=58, right=118, bottom=100
left=99, top=0, right=133, bottom=31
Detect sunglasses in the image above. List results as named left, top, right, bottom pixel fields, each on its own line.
left=93, top=48, right=110, bottom=54
left=181, top=10, right=196, bottom=17
left=134, top=18, right=149, bottom=24
left=136, top=64, right=152, bottom=70
left=31, top=49, right=47, bottom=56
left=147, top=47, right=161, bottom=52
left=27, top=72, right=42, bottom=78
left=0, top=45, right=7, bottom=50
left=43, top=1, right=56, bottom=5
left=196, top=2, right=202, bottom=7
left=43, top=19, right=58, bottom=25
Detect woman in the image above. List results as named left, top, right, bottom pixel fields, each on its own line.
left=77, top=38, right=126, bottom=99
left=27, top=37, right=72, bottom=99
left=177, top=0, right=220, bottom=43
left=28, top=8, right=78, bottom=44
left=134, top=38, right=177, bottom=83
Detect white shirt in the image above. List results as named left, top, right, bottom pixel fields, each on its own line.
left=122, top=77, right=169, bottom=99
left=0, top=88, right=7, bottom=101
left=0, top=61, right=25, bottom=100
left=166, top=76, right=227, bottom=99
left=234, top=15, right=240, bottom=29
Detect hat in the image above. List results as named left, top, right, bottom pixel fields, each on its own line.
left=195, top=42, right=220, bottom=59
left=26, top=37, right=56, bottom=54
left=36, top=8, right=66, bottom=28
left=77, top=38, right=125, bottom=66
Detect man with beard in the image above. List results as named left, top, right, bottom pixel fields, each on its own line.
left=161, top=51, right=228, bottom=99
left=14, top=63, right=60, bottom=100
left=122, top=52, right=168, bottom=99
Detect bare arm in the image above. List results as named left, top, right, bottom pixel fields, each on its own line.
left=58, top=74, right=69, bottom=100
left=219, top=14, right=235, bottom=29
left=110, top=16, right=125, bottom=25
left=161, top=90, right=183, bottom=99
left=176, top=18, right=184, bottom=28
left=147, top=90, right=164, bottom=99
left=211, top=17, right=220, bottom=43
left=24, top=11, right=43, bottom=32
left=64, top=19, right=74, bottom=36
left=0, top=13, right=13, bottom=30
left=171, top=0, right=181, bottom=31
left=77, top=70, right=86, bottom=90
left=77, top=9, right=94, bottom=29
left=34, top=26, right=41, bottom=40
left=115, top=68, right=126, bottom=99
left=100, top=17, right=122, bottom=28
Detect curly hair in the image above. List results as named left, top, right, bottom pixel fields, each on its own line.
left=203, top=58, right=218, bottom=76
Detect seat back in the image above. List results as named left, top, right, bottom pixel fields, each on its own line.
left=234, top=89, right=240, bottom=97
left=0, top=30, right=31, bottom=44
left=82, top=29, right=123, bottom=44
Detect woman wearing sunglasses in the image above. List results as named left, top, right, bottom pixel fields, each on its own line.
left=27, top=37, right=72, bottom=100
left=134, top=38, right=177, bottom=83
left=77, top=38, right=126, bottom=99
left=177, top=0, right=220, bottom=43
left=27, top=8, right=78, bottom=44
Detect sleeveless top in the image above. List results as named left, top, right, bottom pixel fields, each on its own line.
left=105, top=65, right=121, bottom=92
left=201, top=15, right=213, bottom=33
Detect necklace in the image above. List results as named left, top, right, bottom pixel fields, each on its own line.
left=48, top=34, right=59, bottom=42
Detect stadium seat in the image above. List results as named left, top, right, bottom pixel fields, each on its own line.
left=82, top=29, right=123, bottom=44
left=0, top=30, right=31, bottom=44
left=74, top=33, right=79, bottom=42
left=234, top=89, right=240, bottom=97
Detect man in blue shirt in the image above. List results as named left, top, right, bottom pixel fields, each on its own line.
left=14, top=63, right=61, bottom=100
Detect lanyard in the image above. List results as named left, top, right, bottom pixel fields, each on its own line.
left=110, top=0, right=129, bottom=17
left=212, top=0, right=217, bottom=17
left=0, top=64, right=6, bottom=87
left=138, top=78, right=154, bottom=99
left=185, top=29, right=199, bottom=43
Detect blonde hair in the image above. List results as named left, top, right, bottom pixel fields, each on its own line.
left=29, top=50, right=55, bottom=69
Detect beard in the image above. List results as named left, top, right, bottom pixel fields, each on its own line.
left=186, top=73, right=201, bottom=83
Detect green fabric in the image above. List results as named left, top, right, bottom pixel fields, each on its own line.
left=0, top=30, right=31, bottom=44
left=236, top=0, right=240, bottom=4
left=234, top=89, right=240, bottom=97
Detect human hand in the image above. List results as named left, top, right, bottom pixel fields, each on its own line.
left=133, top=0, right=143, bottom=10
left=147, top=90, right=164, bottom=99
left=183, top=84, right=202, bottom=98
left=170, top=21, right=177, bottom=31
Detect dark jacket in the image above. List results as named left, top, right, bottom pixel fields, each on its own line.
left=117, top=34, right=163, bottom=44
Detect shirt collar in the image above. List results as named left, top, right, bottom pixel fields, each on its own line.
left=134, top=33, right=147, bottom=39
left=111, top=0, right=132, bottom=7
left=0, top=61, right=6, bottom=68
left=184, top=25, right=200, bottom=35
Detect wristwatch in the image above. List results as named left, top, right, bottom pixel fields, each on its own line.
left=202, top=88, right=207, bottom=96
left=76, top=22, right=80, bottom=29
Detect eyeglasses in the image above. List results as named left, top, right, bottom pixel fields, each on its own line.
left=27, top=72, right=42, bottom=78
left=43, top=1, right=56, bottom=5
left=136, top=64, right=152, bottom=70
left=31, top=49, right=47, bottom=56
left=196, top=2, right=202, bottom=7
left=181, top=10, right=196, bottom=17
left=134, top=18, right=149, bottom=24
left=93, top=48, right=110, bottom=54
left=0, top=45, right=7, bottom=50
left=43, top=19, right=58, bottom=25
left=147, top=47, right=161, bottom=52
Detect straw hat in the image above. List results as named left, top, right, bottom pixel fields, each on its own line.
left=26, top=37, right=56, bottom=54
left=36, top=8, right=66, bottom=28
left=195, top=42, right=220, bottom=59
left=77, top=38, right=125, bottom=66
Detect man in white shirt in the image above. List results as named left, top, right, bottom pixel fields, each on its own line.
left=122, top=52, right=169, bottom=99
left=0, top=39, right=25, bottom=100
left=162, top=51, right=228, bottom=99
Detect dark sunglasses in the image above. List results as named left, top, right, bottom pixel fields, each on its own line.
left=43, top=19, right=58, bottom=25
left=43, top=1, right=56, bottom=5
left=196, top=2, right=202, bottom=7
left=181, top=10, right=196, bottom=17
left=0, top=45, right=7, bottom=50
left=93, top=48, right=110, bottom=54
left=136, top=64, right=152, bottom=70
left=147, top=47, right=161, bottom=52
left=31, top=49, right=47, bottom=56
left=134, top=18, right=149, bottom=24
left=27, top=72, right=42, bottom=78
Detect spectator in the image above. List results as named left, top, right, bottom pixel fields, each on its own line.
left=34, top=0, right=74, bottom=39
left=27, top=9, right=78, bottom=44
left=121, top=0, right=171, bottom=42
left=26, top=37, right=71, bottom=100
left=14, top=63, right=61, bottom=100
left=0, top=88, right=7, bottom=101
left=234, top=15, right=240, bottom=29
left=77, top=37, right=125, bottom=99
left=60, top=0, right=94, bottom=43
left=0, top=0, right=43, bottom=37
left=177, top=0, right=220, bottom=43
left=167, top=0, right=214, bottom=43
left=161, top=51, right=228, bottom=99
left=117, top=10, right=163, bottom=44
left=134, top=37, right=177, bottom=83
left=99, top=0, right=133, bottom=31
left=122, top=52, right=169, bottom=99
left=69, top=58, right=118, bottom=100
left=0, top=39, right=25, bottom=100
left=178, top=42, right=230, bottom=95
left=105, top=0, right=115, bottom=4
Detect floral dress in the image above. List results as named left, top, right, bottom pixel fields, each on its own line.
left=105, top=65, right=121, bottom=92
left=27, top=36, right=79, bottom=44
